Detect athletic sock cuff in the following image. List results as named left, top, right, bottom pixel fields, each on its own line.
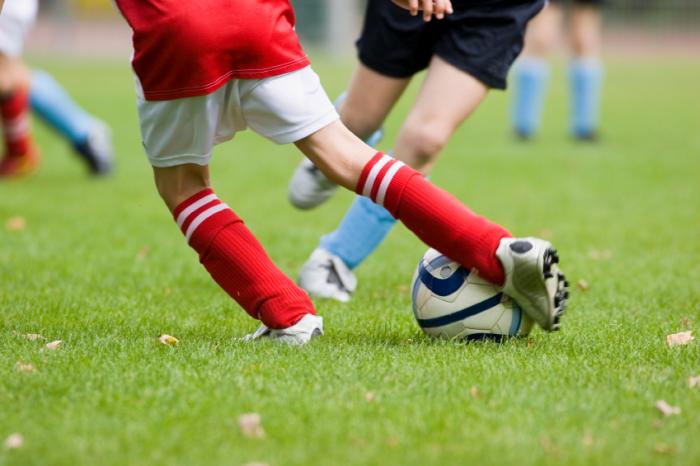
left=173, top=188, right=240, bottom=251
left=355, top=152, right=421, bottom=216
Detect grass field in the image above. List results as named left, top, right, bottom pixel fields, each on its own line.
left=1, top=55, right=699, bottom=466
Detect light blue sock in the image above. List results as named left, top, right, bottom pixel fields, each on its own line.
left=511, top=58, right=550, bottom=138
left=569, top=58, right=603, bottom=138
left=30, top=69, right=97, bottom=145
left=320, top=195, right=396, bottom=269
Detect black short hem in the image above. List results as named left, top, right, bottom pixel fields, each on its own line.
left=357, top=52, right=425, bottom=79
left=435, top=51, right=507, bottom=90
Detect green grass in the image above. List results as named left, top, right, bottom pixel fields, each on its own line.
left=1, top=55, right=699, bottom=466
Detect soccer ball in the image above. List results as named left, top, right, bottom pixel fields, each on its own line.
left=411, top=248, right=534, bottom=340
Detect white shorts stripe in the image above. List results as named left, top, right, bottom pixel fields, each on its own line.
left=176, top=194, right=218, bottom=228
left=376, top=160, right=405, bottom=207
left=185, top=203, right=229, bottom=242
left=362, top=155, right=392, bottom=198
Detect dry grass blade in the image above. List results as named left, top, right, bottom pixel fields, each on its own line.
left=5, top=216, right=26, bottom=232
left=666, top=331, right=694, bottom=347
left=45, top=340, right=62, bottom=350
left=158, top=334, right=179, bottom=346
left=655, top=400, right=681, bottom=416
left=15, top=361, right=35, bottom=373
left=238, top=413, right=265, bottom=439
left=3, top=433, right=23, bottom=450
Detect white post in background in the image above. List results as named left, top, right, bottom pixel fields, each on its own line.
left=325, top=0, right=362, bottom=56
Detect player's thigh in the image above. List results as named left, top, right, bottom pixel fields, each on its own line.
left=393, top=57, right=487, bottom=168
left=343, top=0, right=436, bottom=138
left=340, top=62, right=410, bottom=140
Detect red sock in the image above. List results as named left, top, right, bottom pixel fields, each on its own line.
left=1, top=88, right=31, bottom=157
left=173, top=188, right=315, bottom=329
left=356, top=152, right=511, bottom=285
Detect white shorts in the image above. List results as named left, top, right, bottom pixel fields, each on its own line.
left=135, top=66, right=339, bottom=168
left=0, top=0, right=38, bottom=57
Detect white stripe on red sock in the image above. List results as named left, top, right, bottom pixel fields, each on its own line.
left=375, top=160, right=406, bottom=207
left=184, top=203, right=230, bottom=242
left=176, top=193, right=219, bottom=228
left=361, top=154, right=392, bottom=198
left=360, top=154, right=410, bottom=208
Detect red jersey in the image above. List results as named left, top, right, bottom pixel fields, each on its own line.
left=115, top=0, right=310, bottom=101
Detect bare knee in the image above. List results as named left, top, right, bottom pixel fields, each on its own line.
left=395, top=120, right=451, bottom=171
left=340, top=104, right=382, bottom=141
left=153, top=164, right=211, bottom=212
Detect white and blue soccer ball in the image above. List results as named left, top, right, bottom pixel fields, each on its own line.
left=411, top=248, right=533, bottom=340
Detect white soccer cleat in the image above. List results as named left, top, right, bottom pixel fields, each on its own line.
left=242, top=314, right=324, bottom=345
left=496, top=237, right=569, bottom=331
left=298, top=248, right=357, bottom=303
left=288, top=158, right=338, bottom=210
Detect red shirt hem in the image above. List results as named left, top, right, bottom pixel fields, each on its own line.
left=141, top=56, right=310, bottom=101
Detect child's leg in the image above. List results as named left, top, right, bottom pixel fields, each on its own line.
left=287, top=62, right=408, bottom=210
left=569, top=3, right=603, bottom=140
left=296, top=121, right=567, bottom=331
left=510, top=4, right=561, bottom=139
left=511, top=57, right=549, bottom=139
left=0, top=55, right=38, bottom=177
left=136, top=79, right=317, bottom=333
left=295, top=120, right=509, bottom=285
left=30, top=69, right=96, bottom=145
left=153, top=163, right=316, bottom=329
left=319, top=57, right=487, bottom=270
left=29, top=69, right=114, bottom=173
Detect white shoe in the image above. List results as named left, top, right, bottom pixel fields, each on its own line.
left=496, top=237, right=569, bottom=331
left=74, top=121, right=114, bottom=175
left=288, top=158, right=338, bottom=210
left=242, top=314, right=323, bottom=345
left=298, top=248, right=357, bottom=303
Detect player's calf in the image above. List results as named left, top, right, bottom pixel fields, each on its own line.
left=154, top=164, right=320, bottom=343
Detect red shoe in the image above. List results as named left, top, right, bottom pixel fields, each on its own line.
left=0, top=147, right=40, bottom=178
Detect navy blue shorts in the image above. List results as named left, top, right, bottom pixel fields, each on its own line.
left=356, top=0, right=546, bottom=89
